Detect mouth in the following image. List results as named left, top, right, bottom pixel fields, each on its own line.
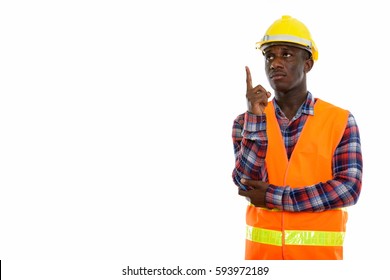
left=269, top=71, right=286, bottom=80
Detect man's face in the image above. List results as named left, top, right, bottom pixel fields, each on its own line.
left=263, top=44, right=312, bottom=93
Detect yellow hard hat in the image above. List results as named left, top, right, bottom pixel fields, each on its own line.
left=256, top=15, right=318, bottom=61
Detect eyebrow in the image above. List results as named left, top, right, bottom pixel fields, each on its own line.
left=264, top=46, right=297, bottom=54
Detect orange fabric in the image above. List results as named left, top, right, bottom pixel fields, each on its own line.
left=245, top=99, right=349, bottom=260
left=245, top=240, right=283, bottom=260
left=245, top=240, right=343, bottom=260
left=246, top=204, right=282, bottom=230
left=283, top=245, right=343, bottom=260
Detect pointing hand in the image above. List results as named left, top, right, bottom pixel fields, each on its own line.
left=245, top=66, right=271, bottom=115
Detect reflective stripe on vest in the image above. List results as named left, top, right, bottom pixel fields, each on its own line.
left=246, top=225, right=282, bottom=246
left=285, top=230, right=345, bottom=246
left=247, top=225, right=345, bottom=246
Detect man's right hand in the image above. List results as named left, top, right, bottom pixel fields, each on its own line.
left=245, top=66, right=271, bottom=115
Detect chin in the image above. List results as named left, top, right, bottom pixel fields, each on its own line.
left=270, top=83, right=289, bottom=93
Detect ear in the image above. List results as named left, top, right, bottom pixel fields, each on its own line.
left=304, top=58, right=314, bottom=73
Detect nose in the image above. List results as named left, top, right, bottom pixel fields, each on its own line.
left=270, top=56, right=283, bottom=70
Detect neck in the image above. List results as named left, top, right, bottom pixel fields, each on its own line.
left=274, top=90, right=308, bottom=120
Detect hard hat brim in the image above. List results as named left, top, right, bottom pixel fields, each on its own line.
left=257, top=41, right=313, bottom=56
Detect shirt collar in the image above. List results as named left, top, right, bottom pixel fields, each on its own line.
left=302, top=91, right=315, bottom=116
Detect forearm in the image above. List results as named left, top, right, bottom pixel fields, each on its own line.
left=232, top=112, right=268, bottom=189
left=266, top=173, right=362, bottom=212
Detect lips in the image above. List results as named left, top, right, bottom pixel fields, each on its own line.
left=269, top=71, right=286, bottom=80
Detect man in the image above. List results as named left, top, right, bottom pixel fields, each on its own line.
left=231, top=15, right=363, bottom=260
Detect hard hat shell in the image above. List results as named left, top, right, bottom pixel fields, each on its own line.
left=256, top=15, right=318, bottom=61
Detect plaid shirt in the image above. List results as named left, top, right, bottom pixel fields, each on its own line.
left=232, top=92, right=363, bottom=212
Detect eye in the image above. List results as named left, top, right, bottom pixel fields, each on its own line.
left=265, top=54, right=274, bottom=62
left=283, top=52, right=292, bottom=58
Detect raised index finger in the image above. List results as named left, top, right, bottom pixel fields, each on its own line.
left=245, top=66, right=253, bottom=90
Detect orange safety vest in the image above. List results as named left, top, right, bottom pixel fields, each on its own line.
left=245, top=99, right=349, bottom=260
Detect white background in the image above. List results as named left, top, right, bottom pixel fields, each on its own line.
left=0, top=0, right=388, bottom=278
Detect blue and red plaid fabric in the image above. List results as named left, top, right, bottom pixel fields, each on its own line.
left=232, top=92, right=363, bottom=212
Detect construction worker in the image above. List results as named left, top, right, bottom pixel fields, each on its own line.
left=231, top=15, right=363, bottom=260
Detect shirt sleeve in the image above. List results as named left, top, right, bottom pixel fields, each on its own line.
left=266, top=113, right=363, bottom=212
left=232, top=112, right=268, bottom=190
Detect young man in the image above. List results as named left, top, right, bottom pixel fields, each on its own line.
left=232, top=15, right=363, bottom=260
